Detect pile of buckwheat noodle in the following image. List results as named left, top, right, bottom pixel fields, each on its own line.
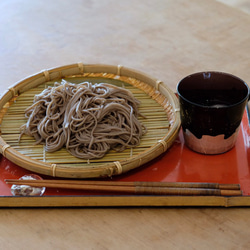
left=20, top=80, right=146, bottom=159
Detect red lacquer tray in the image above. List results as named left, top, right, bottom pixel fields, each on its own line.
left=1, top=111, right=250, bottom=207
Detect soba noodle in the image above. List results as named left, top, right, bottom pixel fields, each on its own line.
left=20, top=80, right=146, bottom=159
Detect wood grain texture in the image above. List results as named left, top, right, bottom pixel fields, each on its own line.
left=0, top=0, right=250, bottom=249
left=0, top=208, right=250, bottom=249
left=217, top=0, right=250, bottom=14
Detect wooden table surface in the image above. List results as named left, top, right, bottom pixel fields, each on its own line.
left=1, top=0, right=250, bottom=249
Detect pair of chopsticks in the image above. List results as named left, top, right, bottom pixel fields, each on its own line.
left=4, top=179, right=242, bottom=196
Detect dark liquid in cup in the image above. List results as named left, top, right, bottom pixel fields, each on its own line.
left=180, top=89, right=246, bottom=108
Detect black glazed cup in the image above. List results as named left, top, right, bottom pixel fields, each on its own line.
left=177, top=71, right=250, bottom=154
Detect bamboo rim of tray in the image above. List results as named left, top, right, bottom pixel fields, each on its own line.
left=0, top=63, right=181, bottom=178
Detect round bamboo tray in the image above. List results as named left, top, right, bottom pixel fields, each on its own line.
left=0, top=63, right=181, bottom=178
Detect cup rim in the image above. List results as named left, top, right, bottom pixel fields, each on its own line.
left=177, top=71, right=250, bottom=108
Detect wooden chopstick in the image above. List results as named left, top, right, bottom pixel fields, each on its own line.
left=5, top=179, right=242, bottom=196
left=4, top=179, right=241, bottom=190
